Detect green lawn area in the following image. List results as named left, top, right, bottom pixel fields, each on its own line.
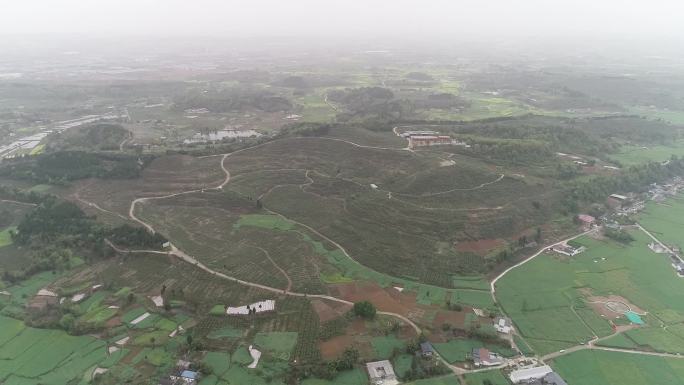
left=514, top=334, right=535, bottom=356
left=596, top=333, right=638, bottom=349
left=496, top=227, right=684, bottom=355
left=207, top=326, right=244, bottom=339
left=234, top=214, right=294, bottom=231
left=464, top=370, right=509, bottom=385
left=371, top=335, right=406, bottom=360
left=0, top=227, right=15, bottom=248
left=253, top=332, right=298, bottom=360
left=28, top=184, right=51, bottom=193
left=551, top=350, right=684, bottom=385
left=450, top=290, right=495, bottom=309
left=392, top=354, right=414, bottom=379
left=29, top=144, right=45, bottom=156
left=231, top=346, right=254, bottom=365
left=203, top=351, right=231, bottom=377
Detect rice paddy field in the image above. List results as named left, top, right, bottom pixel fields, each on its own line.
left=609, top=141, right=684, bottom=166
left=638, top=194, right=684, bottom=248
left=551, top=350, right=684, bottom=385
left=496, top=228, right=684, bottom=355
left=0, top=315, right=126, bottom=385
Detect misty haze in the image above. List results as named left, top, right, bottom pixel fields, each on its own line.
left=0, top=1, right=683, bottom=385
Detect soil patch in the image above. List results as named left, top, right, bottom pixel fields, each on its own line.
left=311, top=299, right=351, bottom=323
left=455, top=239, right=505, bottom=256
left=586, top=295, right=646, bottom=319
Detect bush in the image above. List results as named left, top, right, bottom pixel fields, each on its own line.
left=353, top=301, right=376, bottom=319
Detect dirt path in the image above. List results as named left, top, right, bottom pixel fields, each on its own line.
left=249, top=245, right=293, bottom=292
left=0, top=199, right=37, bottom=207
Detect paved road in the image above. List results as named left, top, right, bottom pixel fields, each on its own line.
left=636, top=222, right=684, bottom=263
left=490, top=228, right=597, bottom=300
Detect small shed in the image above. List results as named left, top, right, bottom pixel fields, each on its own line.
left=420, top=342, right=434, bottom=357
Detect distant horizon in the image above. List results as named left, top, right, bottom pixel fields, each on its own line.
left=2, top=0, right=683, bottom=43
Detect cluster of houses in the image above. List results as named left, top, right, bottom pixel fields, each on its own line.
left=183, top=128, right=261, bottom=144
left=159, top=360, right=200, bottom=385
left=647, top=177, right=683, bottom=203
left=398, top=130, right=468, bottom=150
left=0, top=113, right=121, bottom=159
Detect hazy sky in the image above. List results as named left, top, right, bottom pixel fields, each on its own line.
left=1, top=0, right=683, bottom=41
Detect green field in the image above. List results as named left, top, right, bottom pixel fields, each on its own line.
left=496, top=228, right=684, bottom=355
left=595, top=333, right=639, bottom=349
left=639, top=195, right=684, bottom=248
left=203, top=351, right=231, bottom=377
left=463, top=370, right=509, bottom=385
left=433, top=339, right=515, bottom=364
left=234, top=214, right=295, bottom=231
left=0, top=315, right=125, bottom=384
left=207, top=326, right=244, bottom=339
left=301, top=368, right=369, bottom=385
left=610, top=141, right=684, bottom=166
left=371, top=335, right=406, bottom=360
left=551, top=350, right=684, bottom=385
left=0, top=226, right=15, bottom=247
left=404, top=375, right=461, bottom=385
left=253, top=332, right=298, bottom=360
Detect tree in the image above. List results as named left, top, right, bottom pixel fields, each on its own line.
left=353, top=301, right=376, bottom=319
left=336, top=348, right=360, bottom=370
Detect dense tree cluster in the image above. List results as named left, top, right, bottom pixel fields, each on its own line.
left=352, top=301, right=376, bottom=319
left=0, top=151, right=150, bottom=183
left=12, top=198, right=166, bottom=254
left=562, top=157, right=684, bottom=212
left=173, top=86, right=292, bottom=113
left=108, top=224, right=167, bottom=249
left=604, top=228, right=635, bottom=244
left=48, top=123, right=130, bottom=151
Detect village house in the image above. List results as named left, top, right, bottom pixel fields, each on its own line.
left=366, top=360, right=399, bottom=385
left=509, top=365, right=553, bottom=383
left=606, top=193, right=628, bottom=209
left=493, top=317, right=513, bottom=334
left=408, top=135, right=453, bottom=149
left=576, top=214, right=596, bottom=230
left=420, top=342, right=435, bottom=358
left=471, top=348, right=504, bottom=367
left=550, top=243, right=586, bottom=257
